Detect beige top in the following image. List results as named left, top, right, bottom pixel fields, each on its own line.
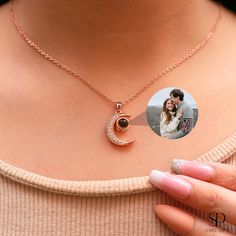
left=0, top=131, right=236, bottom=235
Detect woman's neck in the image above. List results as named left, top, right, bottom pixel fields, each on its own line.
left=12, top=0, right=219, bottom=74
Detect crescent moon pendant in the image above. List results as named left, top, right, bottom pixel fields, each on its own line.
left=105, top=113, right=135, bottom=146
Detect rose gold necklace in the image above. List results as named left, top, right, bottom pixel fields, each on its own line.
left=9, top=0, right=221, bottom=146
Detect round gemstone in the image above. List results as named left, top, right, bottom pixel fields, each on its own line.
left=118, top=118, right=129, bottom=128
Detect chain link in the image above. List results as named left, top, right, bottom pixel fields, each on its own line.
left=9, top=0, right=221, bottom=109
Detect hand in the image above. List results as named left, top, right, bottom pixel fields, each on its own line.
left=148, top=159, right=236, bottom=235
left=176, top=108, right=183, bottom=119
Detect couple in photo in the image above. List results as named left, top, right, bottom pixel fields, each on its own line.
left=160, top=89, right=193, bottom=139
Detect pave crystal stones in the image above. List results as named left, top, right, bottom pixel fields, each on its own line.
left=105, top=102, right=135, bottom=146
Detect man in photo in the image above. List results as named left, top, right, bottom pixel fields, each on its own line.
left=168, top=88, right=194, bottom=139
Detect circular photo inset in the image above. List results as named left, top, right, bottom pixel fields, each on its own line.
left=146, top=87, right=198, bottom=139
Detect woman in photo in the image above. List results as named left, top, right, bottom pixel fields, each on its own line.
left=160, top=98, right=183, bottom=138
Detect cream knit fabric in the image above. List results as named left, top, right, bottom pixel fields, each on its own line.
left=0, top=131, right=236, bottom=236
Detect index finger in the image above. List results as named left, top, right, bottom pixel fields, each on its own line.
left=149, top=170, right=236, bottom=225
left=171, top=159, right=236, bottom=191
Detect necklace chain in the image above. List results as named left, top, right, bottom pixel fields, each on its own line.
left=9, top=0, right=221, bottom=109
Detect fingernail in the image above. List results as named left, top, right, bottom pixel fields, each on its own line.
left=148, top=170, right=192, bottom=199
left=154, top=205, right=194, bottom=235
left=171, top=159, right=215, bottom=181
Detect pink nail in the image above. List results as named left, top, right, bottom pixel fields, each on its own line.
left=148, top=170, right=192, bottom=199
left=171, top=159, right=215, bottom=181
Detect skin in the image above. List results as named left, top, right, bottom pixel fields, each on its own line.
left=0, top=1, right=235, bottom=181
left=166, top=100, right=174, bottom=111
left=164, top=99, right=183, bottom=119
left=152, top=161, right=236, bottom=235
left=168, top=96, right=183, bottom=118
left=0, top=0, right=236, bottom=234
left=170, top=95, right=181, bottom=106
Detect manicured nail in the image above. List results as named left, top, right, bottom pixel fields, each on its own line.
left=155, top=204, right=194, bottom=235
left=171, top=159, right=215, bottom=181
left=148, top=170, right=192, bottom=199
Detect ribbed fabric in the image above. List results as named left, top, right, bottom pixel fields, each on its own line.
left=0, top=131, right=236, bottom=235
